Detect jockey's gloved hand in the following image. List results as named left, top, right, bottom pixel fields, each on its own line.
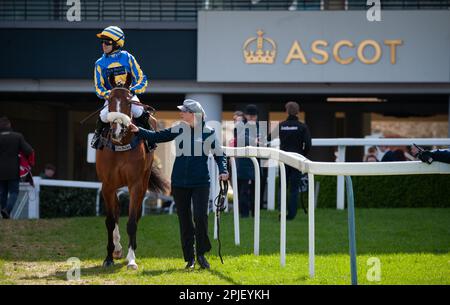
left=417, top=150, right=434, bottom=164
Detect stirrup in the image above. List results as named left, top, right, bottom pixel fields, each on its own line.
left=90, top=133, right=101, bottom=149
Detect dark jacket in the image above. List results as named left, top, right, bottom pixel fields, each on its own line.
left=137, top=122, right=228, bottom=188
left=279, top=115, right=311, bottom=156
left=381, top=150, right=406, bottom=162
left=0, top=128, right=33, bottom=180
left=418, top=149, right=450, bottom=164
left=429, top=149, right=450, bottom=164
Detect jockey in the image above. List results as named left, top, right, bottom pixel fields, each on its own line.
left=91, top=26, right=150, bottom=149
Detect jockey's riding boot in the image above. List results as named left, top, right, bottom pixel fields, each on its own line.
left=91, top=118, right=109, bottom=149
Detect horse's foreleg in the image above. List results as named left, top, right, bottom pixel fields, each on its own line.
left=113, top=225, right=123, bottom=259
left=126, top=184, right=145, bottom=270
left=104, top=212, right=116, bottom=267
left=112, top=195, right=123, bottom=259
left=137, top=168, right=151, bottom=223
left=103, top=189, right=119, bottom=267
left=126, top=220, right=138, bottom=270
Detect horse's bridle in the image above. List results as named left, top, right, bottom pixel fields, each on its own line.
left=108, top=87, right=156, bottom=143
left=111, top=87, right=156, bottom=115
left=109, top=88, right=133, bottom=143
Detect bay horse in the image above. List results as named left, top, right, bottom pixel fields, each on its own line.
left=96, top=72, right=169, bottom=269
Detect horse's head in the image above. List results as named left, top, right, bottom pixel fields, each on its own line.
left=107, top=73, right=133, bottom=144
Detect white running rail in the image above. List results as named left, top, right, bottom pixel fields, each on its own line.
left=30, top=177, right=159, bottom=218
left=220, top=145, right=450, bottom=279
left=312, top=138, right=450, bottom=210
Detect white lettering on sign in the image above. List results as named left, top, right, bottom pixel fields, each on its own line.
left=281, top=126, right=299, bottom=131
left=66, top=0, right=81, bottom=22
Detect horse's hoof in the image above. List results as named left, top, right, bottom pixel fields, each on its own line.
left=127, top=262, right=138, bottom=270
left=103, top=259, right=114, bottom=268
left=113, top=249, right=123, bottom=259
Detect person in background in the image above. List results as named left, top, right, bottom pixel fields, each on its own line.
left=381, top=148, right=406, bottom=162
left=19, top=150, right=35, bottom=186
left=40, top=163, right=56, bottom=179
left=245, top=104, right=270, bottom=210
left=235, top=105, right=260, bottom=217
left=227, top=111, right=245, bottom=195
left=365, top=155, right=379, bottom=162
left=229, top=111, right=245, bottom=147
left=415, top=145, right=450, bottom=164
left=363, top=146, right=379, bottom=162
left=277, top=101, right=311, bottom=220
left=0, top=117, right=34, bottom=219
left=405, top=145, right=432, bottom=161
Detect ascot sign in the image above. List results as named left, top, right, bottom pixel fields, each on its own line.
left=243, top=30, right=402, bottom=66
left=198, top=11, right=450, bottom=82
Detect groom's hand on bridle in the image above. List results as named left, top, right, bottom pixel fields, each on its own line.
left=129, top=123, right=139, bottom=133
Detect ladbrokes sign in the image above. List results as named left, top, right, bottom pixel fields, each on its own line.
left=198, top=11, right=450, bottom=83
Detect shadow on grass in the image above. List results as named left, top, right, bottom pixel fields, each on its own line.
left=18, top=263, right=245, bottom=285
left=205, top=269, right=240, bottom=285
left=295, top=275, right=310, bottom=283
left=140, top=266, right=240, bottom=285
left=141, top=268, right=185, bottom=277
left=18, top=261, right=127, bottom=282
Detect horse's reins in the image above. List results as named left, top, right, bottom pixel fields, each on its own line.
left=79, top=97, right=156, bottom=125
left=79, top=103, right=109, bottom=125
left=130, top=101, right=156, bottom=115
left=214, top=179, right=228, bottom=264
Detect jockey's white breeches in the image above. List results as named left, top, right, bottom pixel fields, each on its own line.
left=100, top=95, right=144, bottom=123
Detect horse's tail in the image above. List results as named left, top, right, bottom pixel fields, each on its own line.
left=148, top=163, right=171, bottom=195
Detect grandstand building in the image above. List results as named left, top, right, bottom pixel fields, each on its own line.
left=0, top=0, right=449, bottom=180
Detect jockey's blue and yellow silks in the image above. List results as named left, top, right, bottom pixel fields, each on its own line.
left=94, top=50, right=148, bottom=100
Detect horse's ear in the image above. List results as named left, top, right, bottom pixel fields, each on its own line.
left=125, top=72, right=132, bottom=89
left=108, top=74, right=116, bottom=88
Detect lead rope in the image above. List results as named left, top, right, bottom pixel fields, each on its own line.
left=214, top=179, right=228, bottom=264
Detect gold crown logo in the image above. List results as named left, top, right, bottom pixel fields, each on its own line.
left=243, top=30, right=277, bottom=64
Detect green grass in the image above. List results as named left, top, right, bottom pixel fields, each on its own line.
left=0, top=209, right=449, bottom=285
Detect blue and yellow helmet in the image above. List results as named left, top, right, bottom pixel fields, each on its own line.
left=96, top=26, right=125, bottom=47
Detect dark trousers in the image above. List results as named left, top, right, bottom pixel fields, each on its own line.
left=286, top=167, right=302, bottom=219
left=277, top=167, right=302, bottom=220
left=260, top=166, right=268, bottom=209
left=0, top=179, right=20, bottom=214
left=237, top=179, right=255, bottom=218
left=172, top=186, right=211, bottom=262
